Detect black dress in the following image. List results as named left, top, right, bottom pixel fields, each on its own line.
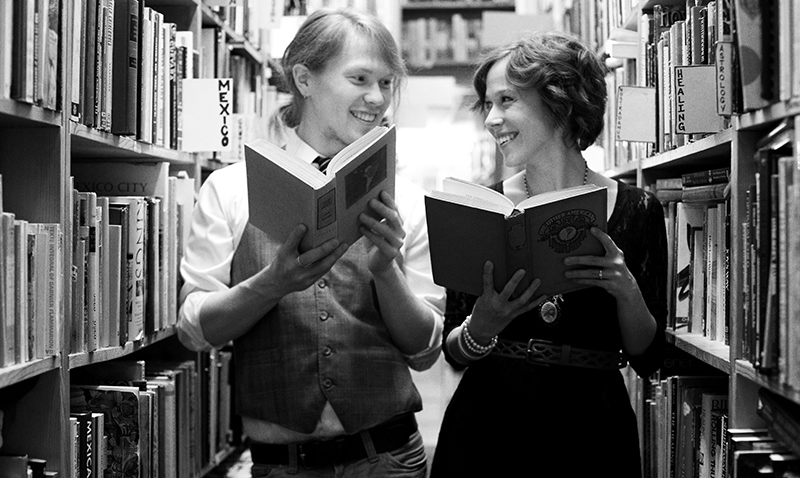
left=430, top=181, right=668, bottom=478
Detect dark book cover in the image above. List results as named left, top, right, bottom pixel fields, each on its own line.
left=71, top=385, right=142, bottom=478
left=111, top=0, right=140, bottom=135
left=426, top=182, right=607, bottom=298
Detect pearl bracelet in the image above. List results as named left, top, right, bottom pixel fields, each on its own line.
left=460, top=316, right=497, bottom=357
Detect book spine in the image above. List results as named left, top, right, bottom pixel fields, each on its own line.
left=1, top=213, right=15, bottom=366
left=682, top=168, right=731, bottom=187
left=504, top=214, right=527, bottom=298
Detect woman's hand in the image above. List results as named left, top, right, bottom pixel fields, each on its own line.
left=270, top=224, right=348, bottom=296
left=563, top=226, right=641, bottom=301
left=467, top=261, right=545, bottom=344
left=359, top=191, right=406, bottom=275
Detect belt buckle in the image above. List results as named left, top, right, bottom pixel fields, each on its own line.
left=525, top=338, right=557, bottom=366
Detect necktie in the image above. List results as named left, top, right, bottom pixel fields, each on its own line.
left=313, top=156, right=331, bottom=173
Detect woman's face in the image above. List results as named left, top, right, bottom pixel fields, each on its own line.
left=482, top=56, right=560, bottom=169
left=300, top=34, right=395, bottom=154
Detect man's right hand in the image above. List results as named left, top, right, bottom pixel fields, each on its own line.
left=271, top=224, right=349, bottom=295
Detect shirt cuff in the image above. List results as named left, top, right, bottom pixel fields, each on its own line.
left=403, top=310, right=444, bottom=371
left=176, top=291, right=215, bottom=352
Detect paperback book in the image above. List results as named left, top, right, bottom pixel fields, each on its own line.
left=425, top=180, right=607, bottom=297
left=245, top=125, right=396, bottom=252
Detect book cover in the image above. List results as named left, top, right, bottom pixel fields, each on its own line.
left=108, top=203, right=130, bottom=345
left=673, top=202, right=707, bottom=330
left=673, top=65, right=720, bottom=134
left=698, top=391, right=729, bottom=478
left=0, top=212, right=15, bottom=366
left=682, top=167, right=731, bottom=187
left=111, top=0, right=139, bottom=135
left=733, top=0, right=771, bottom=111
left=246, top=125, right=397, bottom=253
left=146, top=375, right=177, bottom=478
left=616, top=86, right=657, bottom=143
left=13, top=219, right=28, bottom=364
left=107, top=197, right=147, bottom=342
left=71, top=384, right=143, bottom=478
left=425, top=181, right=607, bottom=298
left=107, top=224, right=122, bottom=346
left=69, top=411, right=93, bottom=478
left=91, top=412, right=106, bottom=478
left=41, top=223, right=61, bottom=357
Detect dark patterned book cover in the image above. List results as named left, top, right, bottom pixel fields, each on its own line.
left=71, top=385, right=142, bottom=478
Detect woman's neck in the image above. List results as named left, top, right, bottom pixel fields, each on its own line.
left=522, top=150, right=588, bottom=196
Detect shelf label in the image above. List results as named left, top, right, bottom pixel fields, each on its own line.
left=181, top=78, right=234, bottom=153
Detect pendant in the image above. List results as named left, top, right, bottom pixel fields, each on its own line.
left=539, top=294, right=563, bottom=325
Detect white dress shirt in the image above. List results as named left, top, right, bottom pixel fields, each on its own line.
left=176, top=128, right=445, bottom=442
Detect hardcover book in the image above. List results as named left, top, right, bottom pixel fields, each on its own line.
left=425, top=180, right=607, bottom=298
left=71, top=385, right=143, bottom=478
left=245, top=125, right=396, bottom=253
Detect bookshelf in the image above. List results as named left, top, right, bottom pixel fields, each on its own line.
left=0, top=0, right=272, bottom=476
left=399, top=0, right=515, bottom=78
left=565, top=0, right=800, bottom=475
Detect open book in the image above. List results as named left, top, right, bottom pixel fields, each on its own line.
left=245, top=125, right=396, bottom=252
left=425, top=178, right=607, bottom=297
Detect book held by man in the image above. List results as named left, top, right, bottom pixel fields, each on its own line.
left=425, top=179, right=607, bottom=297
left=245, top=125, right=396, bottom=252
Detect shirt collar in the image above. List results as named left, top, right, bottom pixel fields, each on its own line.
left=284, top=128, right=324, bottom=165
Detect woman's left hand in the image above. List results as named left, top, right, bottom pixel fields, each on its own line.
left=564, top=226, right=641, bottom=300
left=359, top=191, right=405, bottom=275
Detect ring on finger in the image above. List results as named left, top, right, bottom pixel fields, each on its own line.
left=598, top=269, right=603, bottom=280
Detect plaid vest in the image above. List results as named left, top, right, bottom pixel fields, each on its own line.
left=230, top=223, right=422, bottom=433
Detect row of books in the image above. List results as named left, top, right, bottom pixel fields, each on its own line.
left=0, top=0, right=61, bottom=110
left=69, top=0, right=203, bottom=149
left=651, top=167, right=732, bottom=343
left=600, top=0, right=800, bottom=169
left=0, top=172, right=64, bottom=367
left=68, top=162, right=194, bottom=354
left=401, top=15, right=482, bottom=67
left=741, top=121, right=800, bottom=389
left=69, top=352, right=234, bottom=478
left=635, top=359, right=800, bottom=478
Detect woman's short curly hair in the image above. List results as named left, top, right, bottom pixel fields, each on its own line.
left=472, top=31, right=608, bottom=151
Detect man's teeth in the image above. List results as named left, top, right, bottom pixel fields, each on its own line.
left=352, top=111, right=376, bottom=122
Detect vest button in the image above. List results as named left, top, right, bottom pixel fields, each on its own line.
left=322, top=378, right=333, bottom=388
left=319, top=311, right=329, bottom=321
left=322, top=346, right=332, bottom=356
left=317, top=279, right=327, bottom=289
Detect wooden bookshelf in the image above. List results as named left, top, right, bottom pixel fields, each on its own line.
left=0, top=0, right=270, bottom=476
left=566, top=0, right=800, bottom=475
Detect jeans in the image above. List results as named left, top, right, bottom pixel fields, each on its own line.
left=250, top=430, right=428, bottom=478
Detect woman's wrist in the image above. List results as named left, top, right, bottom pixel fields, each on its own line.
left=458, top=316, right=497, bottom=359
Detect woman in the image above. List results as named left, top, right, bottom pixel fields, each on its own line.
left=430, top=32, right=667, bottom=477
left=176, top=9, right=444, bottom=477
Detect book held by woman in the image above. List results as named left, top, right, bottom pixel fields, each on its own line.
left=425, top=179, right=607, bottom=297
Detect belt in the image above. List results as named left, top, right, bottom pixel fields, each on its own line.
left=491, top=338, right=627, bottom=371
left=249, top=413, right=417, bottom=468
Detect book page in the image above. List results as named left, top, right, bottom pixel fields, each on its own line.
left=246, top=138, right=327, bottom=188
left=433, top=177, right=514, bottom=215
left=327, top=126, right=389, bottom=175
left=516, top=183, right=605, bottom=209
